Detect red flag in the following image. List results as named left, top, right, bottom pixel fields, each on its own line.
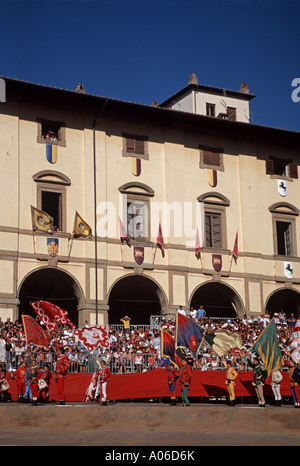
left=119, top=217, right=130, bottom=245
left=195, top=227, right=201, bottom=259
left=74, top=326, right=110, bottom=353
left=161, top=329, right=181, bottom=368
left=175, top=313, right=205, bottom=359
left=156, top=222, right=165, bottom=256
left=30, top=300, right=75, bottom=332
left=22, top=315, right=51, bottom=348
left=232, top=231, right=238, bottom=263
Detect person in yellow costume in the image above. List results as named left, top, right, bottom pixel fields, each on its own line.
left=222, top=358, right=238, bottom=406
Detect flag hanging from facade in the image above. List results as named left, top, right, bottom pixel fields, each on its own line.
left=286, top=319, right=300, bottom=363
left=195, top=227, right=201, bottom=259
left=156, top=222, right=165, bottom=256
left=30, top=300, right=75, bottom=332
left=72, top=211, right=92, bottom=238
left=74, top=326, right=110, bottom=353
left=204, top=329, right=242, bottom=357
left=250, top=319, right=284, bottom=377
left=119, top=217, right=130, bottom=245
left=22, top=315, right=51, bottom=348
left=175, top=313, right=205, bottom=359
left=232, top=231, right=238, bottom=263
left=161, top=328, right=178, bottom=367
left=31, top=205, right=54, bottom=234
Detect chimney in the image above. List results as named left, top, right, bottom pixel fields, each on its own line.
left=239, top=82, right=249, bottom=94
left=188, top=72, right=198, bottom=85
left=75, top=83, right=86, bottom=94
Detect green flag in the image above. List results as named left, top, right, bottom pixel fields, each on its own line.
left=250, top=319, right=283, bottom=377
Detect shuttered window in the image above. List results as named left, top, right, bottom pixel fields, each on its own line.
left=127, top=200, right=149, bottom=240
left=276, top=221, right=292, bottom=256
left=125, top=137, right=145, bottom=156
left=266, top=157, right=298, bottom=179
left=205, top=213, right=222, bottom=248
left=203, top=150, right=221, bottom=167
left=199, top=145, right=223, bottom=170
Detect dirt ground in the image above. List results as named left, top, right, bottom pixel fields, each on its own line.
left=1, top=402, right=299, bottom=448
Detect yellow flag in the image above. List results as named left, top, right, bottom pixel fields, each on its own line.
left=73, top=211, right=92, bottom=238
left=31, top=206, right=54, bottom=233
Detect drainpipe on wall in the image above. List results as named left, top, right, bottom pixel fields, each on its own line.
left=92, top=99, right=108, bottom=324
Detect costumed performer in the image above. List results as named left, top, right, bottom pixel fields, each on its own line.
left=16, top=361, right=27, bottom=402
left=55, top=348, right=70, bottom=405
left=95, top=359, right=111, bottom=405
left=289, top=360, right=300, bottom=408
left=222, top=358, right=238, bottom=406
left=246, top=353, right=268, bottom=407
left=29, top=358, right=43, bottom=406
left=162, top=360, right=179, bottom=405
left=179, top=358, right=193, bottom=407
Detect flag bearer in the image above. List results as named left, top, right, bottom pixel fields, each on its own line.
left=222, top=358, right=238, bottom=406
left=55, top=348, right=70, bottom=405
left=29, top=358, right=42, bottom=406
left=179, top=358, right=193, bottom=407
left=96, top=360, right=111, bottom=405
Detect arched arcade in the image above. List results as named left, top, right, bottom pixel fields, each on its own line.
left=18, top=267, right=84, bottom=328
left=189, top=280, right=245, bottom=319
left=108, top=274, right=168, bottom=325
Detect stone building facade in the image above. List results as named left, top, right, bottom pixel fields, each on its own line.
left=0, top=75, right=299, bottom=327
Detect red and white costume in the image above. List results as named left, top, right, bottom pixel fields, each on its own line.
left=55, top=353, right=70, bottom=403
left=95, top=364, right=111, bottom=403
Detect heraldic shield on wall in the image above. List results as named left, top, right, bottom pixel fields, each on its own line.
left=284, top=261, right=293, bottom=279
left=47, top=238, right=59, bottom=258
left=212, top=254, right=222, bottom=272
left=134, top=246, right=144, bottom=265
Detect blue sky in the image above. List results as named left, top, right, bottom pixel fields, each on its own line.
left=1, top=0, right=300, bottom=131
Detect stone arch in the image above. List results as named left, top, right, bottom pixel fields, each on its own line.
left=18, top=266, right=85, bottom=327
left=265, top=287, right=300, bottom=316
left=189, top=279, right=245, bottom=318
left=107, top=273, right=168, bottom=325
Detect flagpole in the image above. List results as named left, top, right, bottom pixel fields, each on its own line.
left=229, top=230, right=238, bottom=274
left=32, top=230, right=37, bottom=254
left=152, top=243, right=158, bottom=264
left=229, top=251, right=234, bottom=273
left=68, top=233, right=75, bottom=259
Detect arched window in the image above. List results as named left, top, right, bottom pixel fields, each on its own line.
left=197, top=192, right=230, bottom=249
left=269, top=202, right=299, bottom=256
left=33, top=170, right=71, bottom=232
left=119, top=182, right=154, bottom=242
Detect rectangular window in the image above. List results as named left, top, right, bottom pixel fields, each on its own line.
left=202, top=149, right=221, bottom=167
left=199, top=145, right=224, bottom=170
left=205, top=213, right=222, bottom=248
left=41, top=123, right=59, bottom=141
left=266, top=157, right=298, bottom=179
left=276, top=221, right=292, bottom=256
left=122, top=133, right=149, bottom=160
left=41, top=191, right=62, bottom=232
left=126, top=137, right=145, bottom=156
left=227, top=107, right=236, bottom=121
left=127, top=200, right=149, bottom=240
left=37, top=118, right=66, bottom=146
left=206, top=103, right=215, bottom=117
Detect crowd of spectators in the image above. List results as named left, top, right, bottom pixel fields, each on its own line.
left=0, top=307, right=298, bottom=374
